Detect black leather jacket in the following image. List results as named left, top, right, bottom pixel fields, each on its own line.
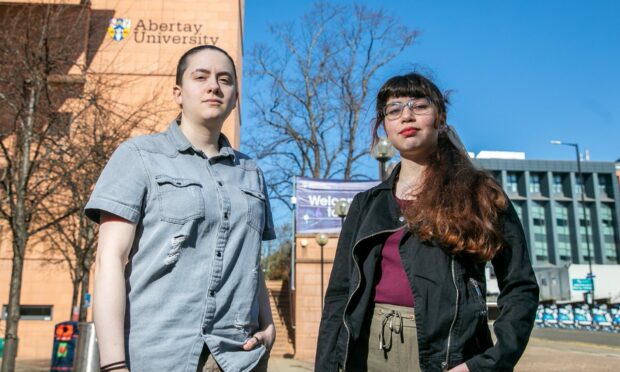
left=315, top=165, right=539, bottom=372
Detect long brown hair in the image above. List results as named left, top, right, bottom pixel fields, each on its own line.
left=374, top=73, right=508, bottom=261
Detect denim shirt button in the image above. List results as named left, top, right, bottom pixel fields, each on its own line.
left=217, top=180, right=223, bottom=186
left=216, top=251, right=222, bottom=258
left=224, top=211, right=229, bottom=219
left=209, top=290, right=215, bottom=297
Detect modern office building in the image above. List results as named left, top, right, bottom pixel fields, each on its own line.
left=474, top=153, right=620, bottom=268
left=474, top=153, right=620, bottom=302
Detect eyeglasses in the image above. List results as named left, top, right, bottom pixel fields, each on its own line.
left=382, top=98, right=434, bottom=120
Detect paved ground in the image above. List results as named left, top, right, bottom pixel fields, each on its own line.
left=5, top=328, right=620, bottom=371
left=517, top=328, right=620, bottom=372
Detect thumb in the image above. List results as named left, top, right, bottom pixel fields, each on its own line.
left=242, top=334, right=261, bottom=351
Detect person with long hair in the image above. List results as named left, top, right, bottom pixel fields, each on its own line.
left=315, top=72, right=539, bottom=371
left=86, top=45, right=275, bottom=372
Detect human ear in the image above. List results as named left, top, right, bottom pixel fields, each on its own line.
left=435, top=112, right=447, bottom=130
left=233, top=89, right=239, bottom=109
left=173, top=85, right=182, bottom=106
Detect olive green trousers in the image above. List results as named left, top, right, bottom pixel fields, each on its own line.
left=347, top=303, right=421, bottom=372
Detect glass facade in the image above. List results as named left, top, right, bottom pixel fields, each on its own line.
left=506, top=172, right=519, bottom=194
left=513, top=202, right=524, bottom=224
left=578, top=203, right=594, bottom=262
left=598, top=175, right=611, bottom=198
left=555, top=203, right=572, bottom=261
left=601, top=204, right=618, bottom=261
left=473, top=158, right=620, bottom=267
left=575, top=175, right=587, bottom=197
left=531, top=202, right=549, bottom=262
left=552, top=174, right=564, bottom=195
left=529, top=173, right=542, bottom=194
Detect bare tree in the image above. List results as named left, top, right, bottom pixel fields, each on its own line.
left=0, top=3, right=92, bottom=370
left=38, top=73, right=160, bottom=322
left=246, top=2, right=418, bottom=207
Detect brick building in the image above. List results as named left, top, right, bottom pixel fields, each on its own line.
left=0, top=0, right=244, bottom=359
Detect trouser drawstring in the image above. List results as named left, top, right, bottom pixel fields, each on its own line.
left=378, top=310, right=404, bottom=350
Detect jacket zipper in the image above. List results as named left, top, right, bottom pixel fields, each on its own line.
left=342, top=227, right=403, bottom=371
left=470, top=278, right=487, bottom=316
left=442, top=257, right=459, bottom=372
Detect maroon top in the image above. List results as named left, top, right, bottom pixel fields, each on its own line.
left=373, top=197, right=415, bottom=308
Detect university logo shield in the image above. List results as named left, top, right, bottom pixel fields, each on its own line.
left=108, top=18, right=132, bottom=41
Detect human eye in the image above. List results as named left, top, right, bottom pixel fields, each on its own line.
left=218, top=75, right=233, bottom=85
left=385, top=103, right=402, bottom=116
left=413, top=99, right=433, bottom=113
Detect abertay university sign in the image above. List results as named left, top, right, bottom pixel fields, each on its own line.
left=295, top=178, right=379, bottom=234
left=108, top=18, right=220, bottom=45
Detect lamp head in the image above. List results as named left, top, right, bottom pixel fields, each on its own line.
left=315, top=233, right=329, bottom=246
left=335, top=199, right=350, bottom=218
left=372, top=136, right=395, bottom=162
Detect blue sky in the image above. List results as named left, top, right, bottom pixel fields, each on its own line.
left=242, top=0, right=620, bottom=165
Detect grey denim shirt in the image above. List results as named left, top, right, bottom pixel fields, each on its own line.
left=85, top=121, right=275, bottom=372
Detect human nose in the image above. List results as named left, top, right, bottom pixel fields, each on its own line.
left=401, top=103, right=416, bottom=120
left=205, top=76, right=222, bottom=94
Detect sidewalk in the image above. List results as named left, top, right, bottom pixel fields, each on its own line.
left=6, top=331, right=620, bottom=372
left=4, top=357, right=314, bottom=372
left=268, top=357, right=313, bottom=371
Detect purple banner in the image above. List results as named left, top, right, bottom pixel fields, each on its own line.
left=295, top=177, right=379, bottom=233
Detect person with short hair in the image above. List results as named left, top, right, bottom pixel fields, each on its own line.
left=315, top=72, right=539, bottom=372
left=86, top=45, right=275, bottom=372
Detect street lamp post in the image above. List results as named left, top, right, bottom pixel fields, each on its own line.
left=335, top=199, right=350, bottom=225
left=372, top=136, right=396, bottom=181
left=551, top=140, right=595, bottom=303
left=315, top=233, right=329, bottom=312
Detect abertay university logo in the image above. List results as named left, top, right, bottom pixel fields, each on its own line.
left=108, top=18, right=132, bottom=41
left=104, top=18, right=217, bottom=45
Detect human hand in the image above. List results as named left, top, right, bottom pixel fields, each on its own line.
left=447, top=362, right=470, bottom=372
left=242, top=323, right=276, bottom=352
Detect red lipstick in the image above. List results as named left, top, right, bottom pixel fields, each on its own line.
left=399, top=128, right=419, bottom=136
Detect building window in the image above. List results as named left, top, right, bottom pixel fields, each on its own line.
left=598, top=175, right=612, bottom=198
left=578, top=203, right=594, bottom=262
left=529, top=173, right=542, bottom=194
left=552, top=174, right=564, bottom=196
left=531, top=202, right=549, bottom=262
left=513, top=202, right=524, bottom=224
left=601, top=204, right=618, bottom=262
left=48, top=112, right=72, bottom=137
left=491, top=171, right=501, bottom=184
left=574, top=175, right=590, bottom=197
left=1, top=305, right=53, bottom=321
left=555, top=203, right=572, bottom=262
left=506, top=172, right=519, bottom=194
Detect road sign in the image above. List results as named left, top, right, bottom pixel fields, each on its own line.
left=571, top=278, right=593, bottom=291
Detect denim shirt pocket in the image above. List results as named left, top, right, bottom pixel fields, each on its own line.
left=155, top=175, right=205, bottom=224
left=239, top=187, right=266, bottom=233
